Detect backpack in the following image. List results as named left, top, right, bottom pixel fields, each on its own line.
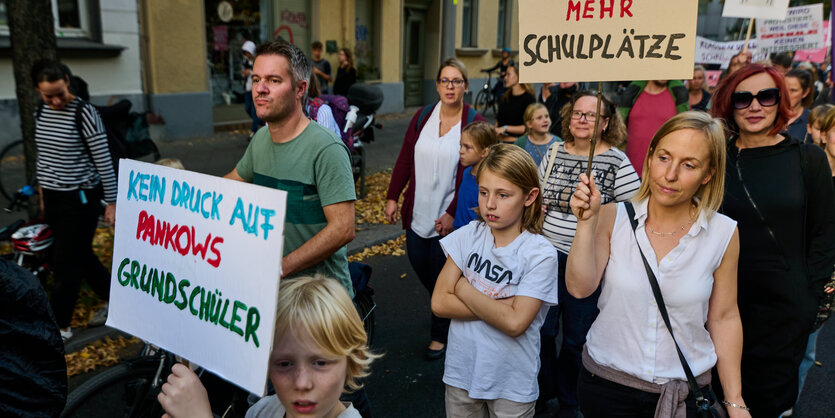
left=36, top=99, right=133, bottom=175
left=306, top=97, right=325, bottom=121
left=320, top=94, right=352, bottom=146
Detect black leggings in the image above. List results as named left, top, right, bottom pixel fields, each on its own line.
left=405, top=229, right=450, bottom=344
left=44, top=187, right=110, bottom=328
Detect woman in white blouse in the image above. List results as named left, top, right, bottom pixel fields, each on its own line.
left=566, top=112, right=751, bottom=417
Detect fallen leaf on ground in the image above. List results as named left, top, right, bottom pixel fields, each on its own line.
left=65, top=336, right=141, bottom=377
left=348, top=234, right=406, bottom=262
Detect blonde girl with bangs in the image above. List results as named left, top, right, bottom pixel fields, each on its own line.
left=157, top=276, right=379, bottom=418
left=566, top=112, right=750, bottom=417
left=514, top=103, right=561, bottom=167
left=432, top=144, right=558, bottom=417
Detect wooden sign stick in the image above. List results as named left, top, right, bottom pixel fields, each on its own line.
left=742, top=17, right=754, bottom=53
left=577, top=82, right=604, bottom=219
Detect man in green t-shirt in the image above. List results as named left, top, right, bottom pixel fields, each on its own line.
left=225, top=40, right=356, bottom=297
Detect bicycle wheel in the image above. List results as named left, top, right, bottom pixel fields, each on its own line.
left=354, top=288, right=376, bottom=346
left=62, top=362, right=164, bottom=418
left=0, top=140, right=27, bottom=202
left=474, top=90, right=490, bottom=117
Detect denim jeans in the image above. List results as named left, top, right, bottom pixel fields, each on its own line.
left=405, top=229, right=450, bottom=344
left=538, top=251, right=601, bottom=408
left=795, top=327, right=821, bottom=405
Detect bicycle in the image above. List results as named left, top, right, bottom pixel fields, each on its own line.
left=473, top=69, right=500, bottom=118
left=0, top=186, right=53, bottom=283
left=62, top=263, right=377, bottom=417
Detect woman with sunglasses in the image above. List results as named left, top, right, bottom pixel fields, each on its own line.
left=536, top=90, right=640, bottom=415
left=386, top=58, right=485, bottom=360
left=710, top=64, right=835, bottom=417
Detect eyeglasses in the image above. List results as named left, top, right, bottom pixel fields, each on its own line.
left=570, top=111, right=606, bottom=122
left=438, top=78, right=466, bottom=87
left=731, top=88, right=780, bottom=110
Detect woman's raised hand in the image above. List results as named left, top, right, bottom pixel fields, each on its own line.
left=385, top=199, right=399, bottom=224
left=570, top=173, right=601, bottom=221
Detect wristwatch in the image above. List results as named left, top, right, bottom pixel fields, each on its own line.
left=503, top=125, right=508, bottom=135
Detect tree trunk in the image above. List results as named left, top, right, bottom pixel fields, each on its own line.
left=6, top=0, right=56, bottom=218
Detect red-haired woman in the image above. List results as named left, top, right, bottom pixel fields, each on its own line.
left=710, top=64, right=835, bottom=417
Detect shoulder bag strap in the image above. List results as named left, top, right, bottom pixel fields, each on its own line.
left=623, top=202, right=709, bottom=408
left=541, top=142, right=560, bottom=190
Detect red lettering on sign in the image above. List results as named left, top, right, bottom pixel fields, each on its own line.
left=567, top=0, right=581, bottom=21
left=621, top=0, right=633, bottom=18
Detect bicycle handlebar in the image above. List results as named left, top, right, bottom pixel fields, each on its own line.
left=5, top=185, right=34, bottom=213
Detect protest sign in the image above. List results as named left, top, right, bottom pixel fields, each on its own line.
left=794, top=19, right=830, bottom=63
left=705, top=70, right=722, bottom=88
left=757, top=4, right=824, bottom=55
left=722, top=0, right=789, bottom=21
left=107, top=159, right=286, bottom=395
left=694, top=36, right=769, bottom=68
left=518, top=0, right=698, bottom=83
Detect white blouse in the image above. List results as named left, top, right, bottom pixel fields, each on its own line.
left=585, top=199, right=736, bottom=383
left=411, top=103, right=461, bottom=238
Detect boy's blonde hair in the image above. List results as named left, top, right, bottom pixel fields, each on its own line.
left=634, top=111, right=726, bottom=217
left=274, top=276, right=378, bottom=391
left=155, top=158, right=185, bottom=170
left=523, top=103, right=548, bottom=135
left=462, top=121, right=499, bottom=151
left=475, top=144, right=543, bottom=233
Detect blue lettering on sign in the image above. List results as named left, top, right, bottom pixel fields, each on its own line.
left=170, top=180, right=223, bottom=220
left=127, top=170, right=166, bottom=204
left=228, top=197, right=277, bottom=240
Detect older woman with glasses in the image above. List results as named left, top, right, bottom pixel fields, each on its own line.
left=386, top=58, right=485, bottom=360
left=710, top=64, right=835, bottom=417
left=535, top=90, right=640, bottom=415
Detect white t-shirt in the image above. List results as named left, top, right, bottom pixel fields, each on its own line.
left=245, top=396, right=361, bottom=418
left=586, top=200, right=736, bottom=383
left=411, top=103, right=461, bottom=238
left=440, top=221, right=559, bottom=403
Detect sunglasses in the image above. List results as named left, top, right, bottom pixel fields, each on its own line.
left=731, top=88, right=780, bottom=110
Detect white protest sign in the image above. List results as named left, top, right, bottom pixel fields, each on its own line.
left=794, top=19, right=830, bottom=63
left=107, top=160, right=286, bottom=395
left=722, top=0, right=790, bottom=20
left=694, top=36, right=769, bottom=69
left=757, top=4, right=824, bottom=55
left=518, top=0, right=698, bottom=83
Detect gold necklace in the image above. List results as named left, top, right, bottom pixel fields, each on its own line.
left=646, top=209, right=697, bottom=237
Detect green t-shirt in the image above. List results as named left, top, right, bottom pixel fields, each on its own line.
left=236, top=122, right=356, bottom=297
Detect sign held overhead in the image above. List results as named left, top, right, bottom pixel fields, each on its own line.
left=722, top=0, right=790, bottom=21
left=518, top=0, right=698, bottom=83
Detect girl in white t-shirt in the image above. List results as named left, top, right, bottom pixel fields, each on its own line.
left=156, top=276, right=378, bottom=418
left=432, top=144, right=559, bottom=417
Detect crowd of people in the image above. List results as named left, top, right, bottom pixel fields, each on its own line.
left=15, top=36, right=835, bottom=418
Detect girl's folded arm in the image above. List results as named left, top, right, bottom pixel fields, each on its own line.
left=454, top=278, right=542, bottom=338
left=431, top=257, right=478, bottom=320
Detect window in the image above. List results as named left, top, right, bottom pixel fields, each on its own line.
left=0, top=0, right=91, bottom=38
left=461, top=0, right=477, bottom=47
left=497, top=0, right=512, bottom=49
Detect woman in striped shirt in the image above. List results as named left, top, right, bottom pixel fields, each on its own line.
left=536, top=90, right=640, bottom=414
left=31, top=60, right=117, bottom=342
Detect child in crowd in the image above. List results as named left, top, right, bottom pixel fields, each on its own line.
left=156, top=276, right=378, bottom=418
left=514, top=103, right=561, bottom=167
left=432, top=144, right=559, bottom=417
left=452, top=121, right=500, bottom=230
left=807, top=104, right=834, bottom=146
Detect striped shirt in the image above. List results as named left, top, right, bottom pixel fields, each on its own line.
left=539, top=143, right=640, bottom=253
left=35, top=99, right=117, bottom=202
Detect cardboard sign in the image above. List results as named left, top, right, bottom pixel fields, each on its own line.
left=757, top=4, right=824, bottom=55
left=722, top=0, right=790, bottom=21
left=694, top=36, right=769, bottom=69
left=518, top=0, right=698, bottom=83
left=107, top=160, right=286, bottom=395
left=794, top=19, right=830, bottom=63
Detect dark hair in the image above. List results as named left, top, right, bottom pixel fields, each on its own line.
left=30, top=59, right=70, bottom=88
left=559, top=90, right=626, bottom=146
left=770, top=52, right=794, bottom=69
left=255, top=40, right=312, bottom=88
left=312, top=41, right=323, bottom=50
left=308, top=72, right=321, bottom=98
left=710, top=64, right=791, bottom=137
left=786, top=68, right=814, bottom=109
left=339, top=47, right=355, bottom=70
